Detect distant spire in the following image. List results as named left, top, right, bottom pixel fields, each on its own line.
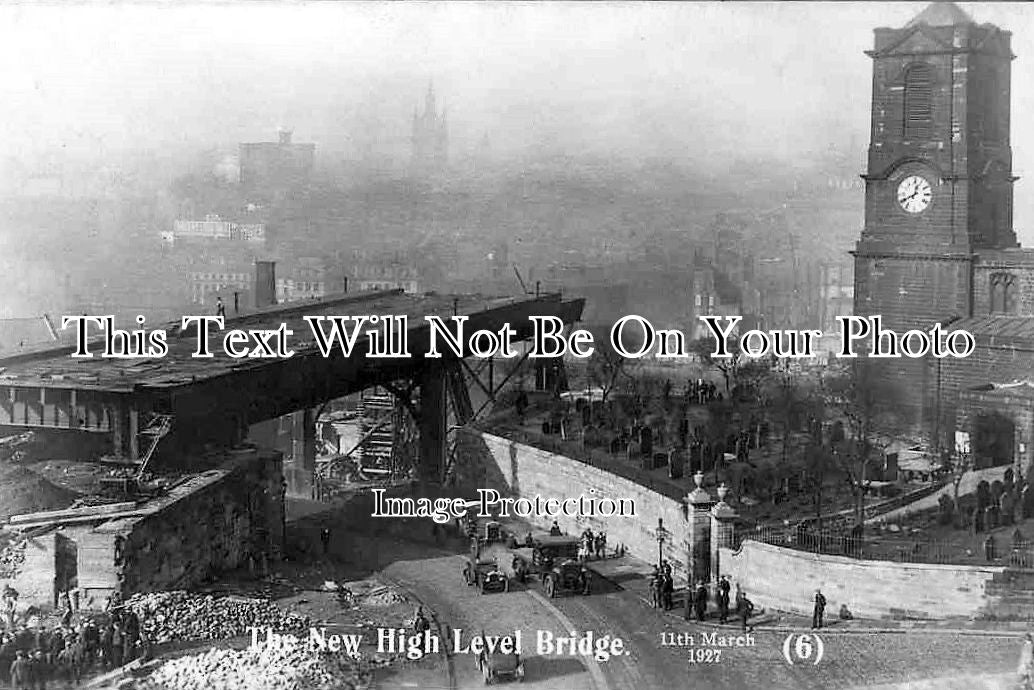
left=905, top=2, right=974, bottom=28
left=425, top=81, right=436, bottom=118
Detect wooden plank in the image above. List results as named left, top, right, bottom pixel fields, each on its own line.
left=8, top=510, right=149, bottom=530
left=9, top=502, right=138, bottom=525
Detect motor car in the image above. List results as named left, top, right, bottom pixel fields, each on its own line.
left=474, top=636, right=525, bottom=684
left=464, top=555, right=510, bottom=593
left=542, top=558, right=588, bottom=598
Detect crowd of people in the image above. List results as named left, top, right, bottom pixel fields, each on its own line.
left=0, top=585, right=151, bottom=688
left=577, top=529, right=607, bottom=561
left=648, top=570, right=756, bottom=631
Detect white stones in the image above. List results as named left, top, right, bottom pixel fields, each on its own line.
left=136, top=637, right=371, bottom=690
left=125, top=591, right=310, bottom=645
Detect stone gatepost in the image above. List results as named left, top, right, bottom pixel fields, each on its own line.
left=710, top=484, right=738, bottom=583
left=685, top=471, right=713, bottom=618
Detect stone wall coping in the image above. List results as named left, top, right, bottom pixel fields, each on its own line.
left=726, top=539, right=1007, bottom=576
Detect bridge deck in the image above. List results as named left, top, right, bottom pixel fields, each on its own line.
left=0, top=291, right=542, bottom=392
left=0, top=290, right=584, bottom=437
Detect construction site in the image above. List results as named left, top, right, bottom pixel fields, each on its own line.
left=0, top=267, right=584, bottom=618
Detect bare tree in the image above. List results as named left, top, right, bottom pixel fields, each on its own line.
left=823, top=360, right=907, bottom=528
left=585, top=324, right=642, bottom=405
left=690, top=337, right=773, bottom=402
left=949, top=442, right=974, bottom=522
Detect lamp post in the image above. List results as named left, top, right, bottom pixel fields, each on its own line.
left=655, top=518, right=669, bottom=569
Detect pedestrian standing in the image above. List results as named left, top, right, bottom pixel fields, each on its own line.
left=110, top=623, right=123, bottom=668
left=648, top=571, right=660, bottom=608
left=216, top=297, right=226, bottom=318
left=695, top=581, right=708, bottom=621
left=812, top=589, right=827, bottom=630
left=662, top=571, right=674, bottom=611
left=738, top=592, right=754, bottom=632
left=10, top=650, right=30, bottom=690
left=99, top=625, right=112, bottom=670
left=1019, top=633, right=1034, bottom=689
left=30, top=648, right=47, bottom=690
left=718, top=576, right=731, bottom=624
left=320, top=527, right=331, bottom=555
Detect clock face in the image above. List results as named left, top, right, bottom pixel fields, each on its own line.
left=897, top=175, right=933, bottom=214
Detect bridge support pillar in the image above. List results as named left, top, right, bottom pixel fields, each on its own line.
left=111, top=403, right=128, bottom=459
left=419, top=367, right=447, bottom=485
left=290, top=408, right=317, bottom=498
left=128, top=408, right=139, bottom=461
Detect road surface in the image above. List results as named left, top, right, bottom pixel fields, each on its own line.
left=385, top=551, right=1022, bottom=690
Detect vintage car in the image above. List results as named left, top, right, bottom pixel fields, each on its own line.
left=542, top=558, right=588, bottom=598
left=530, top=535, right=581, bottom=570
left=483, top=520, right=503, bottom=544
left=474, top=636, right=525, bottom=684
left=464, top=555, right=510, bottom=593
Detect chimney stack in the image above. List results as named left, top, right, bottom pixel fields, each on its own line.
left=255, top=261, right=277, bottom=308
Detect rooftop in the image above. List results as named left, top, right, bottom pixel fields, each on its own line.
left=905, top=2, right=974, bottom=29
left=948, top=316, right=1034, bottom=343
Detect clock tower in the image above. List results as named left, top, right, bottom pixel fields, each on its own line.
left=853, top=1, right=1016, bottom=422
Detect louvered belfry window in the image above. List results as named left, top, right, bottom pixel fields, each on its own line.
left=903, top=63, right=933, bottom=140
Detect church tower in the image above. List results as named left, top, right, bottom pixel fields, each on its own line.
left=852, top=2, right=1015, bottom=423
left=411, top=83, right=448, bottom=177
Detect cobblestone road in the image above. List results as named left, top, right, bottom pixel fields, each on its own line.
left=386, top=552, right=1024, bottom=690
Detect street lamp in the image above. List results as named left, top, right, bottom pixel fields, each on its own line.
left=655, top=518, right=669, bottom=568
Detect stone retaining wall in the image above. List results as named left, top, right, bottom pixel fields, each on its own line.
left=459, top=430, right=691, bottom=584
left=719, top=540, right=1003, bottom=620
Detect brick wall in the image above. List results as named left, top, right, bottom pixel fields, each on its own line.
left=719, top=540, right=1002, bottom=620
left=9, top=532, right=56, bottom=610
left=457, top=430, right=691, bottom=585
left=94, top=448, right=285, bottom=600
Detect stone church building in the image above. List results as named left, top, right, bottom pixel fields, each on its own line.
left=852, top=2, right=1034, bottom=473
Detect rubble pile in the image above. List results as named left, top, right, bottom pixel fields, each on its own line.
left=138, top=637, right=371, bottom=690
left=0, top=537, right=25, bottom=578
left=125, top=591, right=310, bottom=644
left=361, top=586, right=407, bottom=608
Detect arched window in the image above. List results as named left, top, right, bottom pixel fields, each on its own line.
left=990, top=273, right=1016, bottom=314
left=903, top=63, right=933, bottom=140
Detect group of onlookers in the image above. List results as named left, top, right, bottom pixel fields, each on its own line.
left=0, top=601, right=150, bottom=688
left=650, top=570, right=756, bottom=631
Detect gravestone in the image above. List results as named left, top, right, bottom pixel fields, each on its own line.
left=992, top=480, right=1005, bottom=506
left=669, top=449, right=685, bottom=479
left=640, top=427, right=654, bottom=456
left=987, top=504, right=1000, bottom=531
left=1002, top=492, right=1016, bottom=526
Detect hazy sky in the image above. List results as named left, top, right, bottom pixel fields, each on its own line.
left=0, top=2, right=1032, bottom=172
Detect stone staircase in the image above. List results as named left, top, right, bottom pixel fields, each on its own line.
left=982, top=568, right=1034, bottom=620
